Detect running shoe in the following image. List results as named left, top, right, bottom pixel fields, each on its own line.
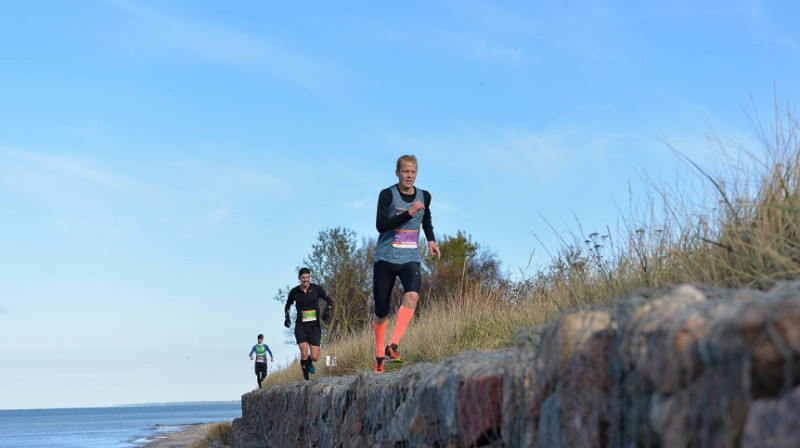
left=309, top=361, right=315, bottom=374
left=374, top=356, right=385, bottom=373
left=385, top=343, right=403, bottom=362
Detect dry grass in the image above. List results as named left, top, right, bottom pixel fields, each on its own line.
left=264, top=101, right=800, bottom=382
left=279, top=283, right=560, bottom=377
left=537, top=101, right=800, bottom=304
left=260, top=359, right=306, bottom=387
left=188, top=422, right=232, bottom=448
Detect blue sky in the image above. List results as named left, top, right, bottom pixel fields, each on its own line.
left=1, top=0, right=799, bottom=410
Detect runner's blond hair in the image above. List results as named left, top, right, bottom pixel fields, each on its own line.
left=396, top=154, right=418, bottom=171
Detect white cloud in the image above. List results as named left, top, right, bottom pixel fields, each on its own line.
left=440, top=0, right=540, bottom=36
left=208, top=207, right=232, bottom=225
left=353, top=2, right=532, bottom=66
left=658, top=1, right=799, bottom=52
left=228, top=169, right=287, bottom=194
left=492, top=129, right=571, bottom=175
left=432, top=200, right=460, bottom=214
left=464, top=127, right=618, bottom=181
left=438, top=30, right=526, bottom=65
left=0, top=147, right=145, bottom=214
left=381, top=125, right=634, bottom=202
left=345, top=200, right=367, bottom=210
left=170, top=158, right=290, bottom=201
left=178, top=207, right=233, bottom=239
left=733, top=1, right=800, bottom=52
left=1, top=148, right=128, bottom=189
left=107, top=0, right=352, bottom=104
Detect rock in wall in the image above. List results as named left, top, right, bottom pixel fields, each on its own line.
left=232, top=282, right=800, bottom=447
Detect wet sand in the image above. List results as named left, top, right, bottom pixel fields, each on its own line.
left=141, top=422, right=216, bottom=448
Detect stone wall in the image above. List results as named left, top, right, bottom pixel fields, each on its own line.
left=232, top=282, right=800, bottom=447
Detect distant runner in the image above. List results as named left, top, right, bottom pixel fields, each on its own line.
left=372, top=154, right=440, bottom=373
left=284, top=268, right=333, bottom=380
left=248, top=334, right=274, bottom=388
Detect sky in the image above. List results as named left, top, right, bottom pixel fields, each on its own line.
left=1, top=0, right=799, bottom=410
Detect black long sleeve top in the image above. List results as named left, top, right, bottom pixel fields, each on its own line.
left=285, top=283, right=333, bottom=323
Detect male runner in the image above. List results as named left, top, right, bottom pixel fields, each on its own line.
left=284, top=267, right=333, bottom=380
left=248, top=334, right=274, bottom=388
left=372, top=154, right=440, bottom=373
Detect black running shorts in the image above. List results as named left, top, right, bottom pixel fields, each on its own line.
left=294, top=321, right=322, bottom=346
left=255, top=362, right=267, bottom=379
left=373, top=260, right=422, bottom=318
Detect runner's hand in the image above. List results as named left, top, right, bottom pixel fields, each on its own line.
left=322, top=305, right=332, bottom=321
left=270, top=357, right=274, bottom=362
left=428, top=241, right=441, bottom=259
left=408, top=200, right=425, bottom=216
left=284, top=314, right=291, bottom=328
left=250, top=355, right=254, bottom=360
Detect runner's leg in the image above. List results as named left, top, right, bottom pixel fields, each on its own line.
left=255, top=363, right=267, bottom=388
left=307, top=345, right=318, bottom=361
left=298, top=340, right=311, bottom=380
left=372, top=261, right=397, bottom=359
left=308, top=324, right=321, bottom=374
left=388, top=263, right=422, bottom=352
left=389, top=293, right=418, bottom=343
left=298, top=342, right=310, bottom=360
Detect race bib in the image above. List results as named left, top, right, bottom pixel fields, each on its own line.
left=392, top=229, right=419, bottom=249
left=301, top=309, right=317, bottom=322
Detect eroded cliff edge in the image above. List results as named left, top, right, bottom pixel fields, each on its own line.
left=233, top=282, right=800, bottom=447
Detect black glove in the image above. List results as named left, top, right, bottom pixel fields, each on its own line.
left=284, top=314, right=291, bottom=328
left=322, top=305, right=332, bottom=322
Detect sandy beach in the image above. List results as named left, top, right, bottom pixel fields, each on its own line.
left=142, top=422, right=228, bottom=448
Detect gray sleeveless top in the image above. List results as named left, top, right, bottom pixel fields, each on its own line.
left=375, top=185, right=425, bottom=264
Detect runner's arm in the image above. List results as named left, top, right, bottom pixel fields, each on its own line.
left=284, top=291, right=294, bottom=315
left=249, top=346, right=256, bottom=357
left=321, top=287, right=334, bottom=309
left=376, top=188, right=413, bottom=233
left=319, top=287, right=334, bottom=319
left=422, top=190, right=435, bottom=242
left=265, top=345, right=274, bottom=358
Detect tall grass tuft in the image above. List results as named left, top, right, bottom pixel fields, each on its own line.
left=188, top=422, right=232, bottom=448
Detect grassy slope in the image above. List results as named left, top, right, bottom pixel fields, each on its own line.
left=263, top=104, right=800, bottom=386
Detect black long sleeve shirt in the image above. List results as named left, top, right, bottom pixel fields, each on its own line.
left=285, top=283, right=333, bottom=323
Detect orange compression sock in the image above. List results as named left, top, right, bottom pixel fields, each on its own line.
left=389, top=305, right=416, bottom=346
left=373, top=320, right=387, bottom=358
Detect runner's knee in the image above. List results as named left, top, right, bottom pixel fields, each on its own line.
left=374, top=303, right=390, bottom=318
left=403, top=291, right=419, bottom=308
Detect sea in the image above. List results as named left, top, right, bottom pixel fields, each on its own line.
left=0, top=401, right=242, bottom=448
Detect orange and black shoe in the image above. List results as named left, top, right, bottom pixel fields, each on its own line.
left=385, top=343, right=402, bottom=362
left=374, top=356, right=385, bottom=373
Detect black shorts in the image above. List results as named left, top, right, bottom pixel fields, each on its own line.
left=294, top=321, right=322, bottom=346
left=373, top=260, right=421, bottom=318
left=255, top=362, right=267, bottom=377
